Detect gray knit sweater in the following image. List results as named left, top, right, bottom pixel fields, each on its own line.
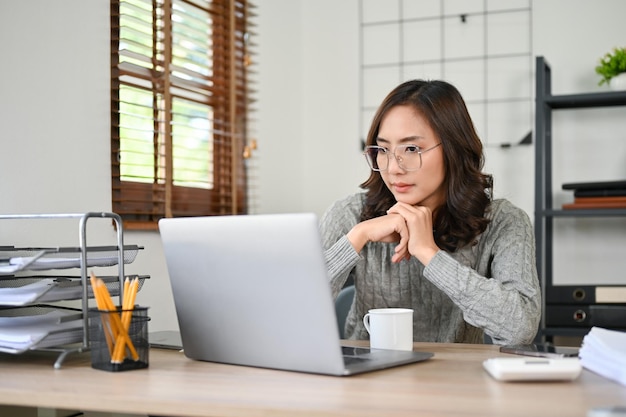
left=320, top=193, right=541, bottom=345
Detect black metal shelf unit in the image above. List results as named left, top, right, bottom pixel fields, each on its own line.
left=534, top=56, right=626, bottom=341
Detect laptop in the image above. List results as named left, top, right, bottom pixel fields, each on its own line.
left=158, top=213, right=433, bottom=376
left=149, top=330, right=183, bottom=350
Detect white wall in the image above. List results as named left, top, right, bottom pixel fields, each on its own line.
left=256, top=0, right=365, bottom=217
left=1, top=0, right=625, bottom=333
left=255, top=0, right=303, bottom=214
left=0, top=1, right=110, bottom=216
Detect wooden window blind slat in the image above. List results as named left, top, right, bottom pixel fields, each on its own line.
left=112, top=0, right=254, bottom=227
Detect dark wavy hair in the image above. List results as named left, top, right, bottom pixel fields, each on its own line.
left=360, top=79, right=493, bottom=252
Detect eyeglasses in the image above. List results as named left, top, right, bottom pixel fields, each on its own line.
left=363, top=143, right=441, bottom=171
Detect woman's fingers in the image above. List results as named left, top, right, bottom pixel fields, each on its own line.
left=388, top=203, right=439, bottom=264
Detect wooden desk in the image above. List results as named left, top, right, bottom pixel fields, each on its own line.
left=0, top=342, right=624, bottom=417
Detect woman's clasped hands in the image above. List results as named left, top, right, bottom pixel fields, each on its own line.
left=348, top=202, right=439, bottom=265
left=387, top=202, right=439, bottom=265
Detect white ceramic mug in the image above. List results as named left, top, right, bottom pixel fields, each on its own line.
left=363, top=308, right=414, bottom=351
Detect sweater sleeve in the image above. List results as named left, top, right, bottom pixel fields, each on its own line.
left=423, top=200, right=541, bottom=345
left=319, top=194, right=364, bottom=298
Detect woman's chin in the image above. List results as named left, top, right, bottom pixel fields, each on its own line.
left=393, top=194, right=421, bottom=206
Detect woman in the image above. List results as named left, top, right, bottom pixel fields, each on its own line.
left=320, top=79, right=540, bottom=345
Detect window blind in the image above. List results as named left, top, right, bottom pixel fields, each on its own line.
left=111, top=0, right=256, bottom=229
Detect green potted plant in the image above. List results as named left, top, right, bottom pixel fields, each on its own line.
left=595, top=47, right=626, bottom=89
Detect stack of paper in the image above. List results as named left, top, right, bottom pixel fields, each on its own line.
left=0, top=307, right=83, bottom=354
left=0, top=245, right=143, bottom=275
left=579, top=327, right=626, bottom=385
left=8, top=252, right=126, bottom=270
left=0, top=250, right=47, bottom=274
left=0, top=276, right=147, bottom=306
left=0, top=280, right=55, bottom=306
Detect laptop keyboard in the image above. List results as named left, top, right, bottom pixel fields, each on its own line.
left=342, top=346, right=371, bottom=356
left=343, top=355, right=371, bottom=365
left=341, top=346, right=372, bottom=364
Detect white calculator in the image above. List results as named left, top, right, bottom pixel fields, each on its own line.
left=483, top=357, right=582, bottom=381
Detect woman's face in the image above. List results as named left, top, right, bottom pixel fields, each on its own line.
left=376, top=105, right=446, bottom=211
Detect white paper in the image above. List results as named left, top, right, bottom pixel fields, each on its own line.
left=0, top=280, right=55, bottom=306
left=0, top=309, right=83, bottom=353
left=580, top=327, right=626, bottom=386
left=9, top=253, right=120, bottom=270
left=0, top=250, right=47, bottom=275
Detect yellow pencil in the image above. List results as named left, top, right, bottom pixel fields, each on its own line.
left=115, top=277, right=136, bottom=362
left=90, top=272, right=138, bottom=363
left=90, top=272, right=114, bottom=355
left=122, top=277, right=130, bottom=308
left=105, top=295, right=139, bottom=363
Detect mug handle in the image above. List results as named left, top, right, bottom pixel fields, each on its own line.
left=363, top=313, right=371, bottom=334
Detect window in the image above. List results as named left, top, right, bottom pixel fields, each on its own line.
left=111, top=0, right=255, bottom=229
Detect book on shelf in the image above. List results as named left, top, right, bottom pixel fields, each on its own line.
left=561, top=181, right=626, bottom=209
left=562, top=195, right=626, bottom=209
left=573, top=196, right=626, bottom=204
left=563, top=201, right=626, bottom=209
left=562, top=179, right=626, bottom=192
left=574, top=188, right=626, bottom=198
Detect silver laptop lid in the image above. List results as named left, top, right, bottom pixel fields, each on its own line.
left=158, top=213, right=347, bottom=375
